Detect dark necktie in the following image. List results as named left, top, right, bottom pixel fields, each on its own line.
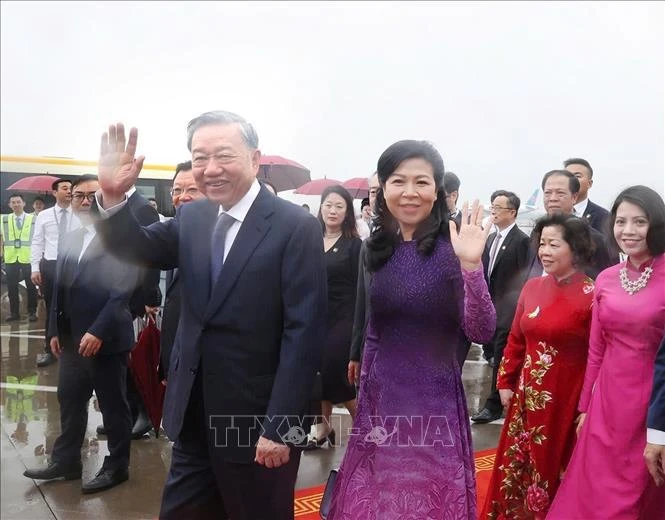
left=210, top=213, right=236, bottom=285
left=488, top=232, right=502, bottom=277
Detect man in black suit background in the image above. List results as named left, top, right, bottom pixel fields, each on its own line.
left=563, top=157, right=611, bottom=233
left=444, top=171, right=462, bottom=230
left=95, top=182, right=162, bottom=439
left=527, top=170, right=614, bottom=280
left=23, top=175, right=139, bottom=493
left=94, top=113, right=327, bottom=519
left=159, top=160, right=203, bottom=383
left=472, top=190, right=530, bottom=423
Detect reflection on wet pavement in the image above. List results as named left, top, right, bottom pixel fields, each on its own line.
left=1, top=301, right=501, bottom=519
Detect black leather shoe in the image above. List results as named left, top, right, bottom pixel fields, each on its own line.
left=81, top=467, right=128, bottom=494
left=36, top=351, right=57, bottom=368
left=471, top=408, right=502, bottom=424
left=5, top=315, right=20, bottom=322
left=28, top=313, right=38, bottom=322
left=23, top=461, right=82, bottom=481
left=131, top=413, right=152, bottom=439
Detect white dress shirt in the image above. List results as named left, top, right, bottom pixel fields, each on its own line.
left=30, top=205, right=80, bottom=271
left=95, top=181, right=262, bottom=264
left=574, top=198, right=589, bottom=218
left=647, top=428, right=665, bottom=445
left=488, top=222, right=516, bottom=275
left=78, top=224, right=97, bottom=263
left=217, top=180, right=261, bottom=262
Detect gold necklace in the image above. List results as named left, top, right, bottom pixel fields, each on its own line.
left=324, top=232, right=342, bottom=239
left=619, top=259, right=654, bottom=295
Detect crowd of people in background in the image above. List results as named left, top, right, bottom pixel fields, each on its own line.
left=1, top=110, right=663, bottom=519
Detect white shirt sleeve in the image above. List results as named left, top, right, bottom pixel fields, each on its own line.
left=647, top=428, right=665, bottom=445
left=30, top=212, right=46, bottom=272
left=94, top=192, right=128, bottom=218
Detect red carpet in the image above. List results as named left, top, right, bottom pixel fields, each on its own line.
left=294, top=448, right=496, bottom=519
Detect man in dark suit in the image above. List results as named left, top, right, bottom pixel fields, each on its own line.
left=159, top=160, right=203, bottom=382
left=95, top=183, right=162, bottom=439
left=94, top=113, right=327, bottom=519
left=563, top=157, right=610, bottom=233
left=444, top=171, right=462, bottom=230
left=23, top=175, right=139, bottom=494
left=645, top=334, right=665, bottom=486
left=527, top=170, right=614, bottom=280
left=472, top=190, right=530, bottom=423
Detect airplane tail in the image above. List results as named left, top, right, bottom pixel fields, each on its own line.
left=525, top=188, right=540, bottom=209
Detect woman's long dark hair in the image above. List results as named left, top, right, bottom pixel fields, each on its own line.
left=317, top=185, right=359, bottom=239
left=366, top=140, right=449, bottom=272
left=609, top=185, right=665, bottom=256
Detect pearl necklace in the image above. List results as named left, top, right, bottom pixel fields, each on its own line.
left=619, top=260, right=654, bottom=295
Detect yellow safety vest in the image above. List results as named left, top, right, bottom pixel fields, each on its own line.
left=1, top=213, right=34, bottom=264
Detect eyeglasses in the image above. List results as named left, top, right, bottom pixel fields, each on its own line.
left=170, top=187, right=200, bottom=197
left=490, top=205, right=513, bottom=212
left=72, top=193, right=96, bottom=202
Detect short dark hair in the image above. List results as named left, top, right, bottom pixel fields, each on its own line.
left=51, top=179, right=72, bottom=191
left=33, top=196, right=46, bottom=204
left=490, top=190, right=521, bottom=214
left=173, top=161, right=192, bottom=182
left=361, top=197, right=370, bottom=210
left=302, top=203, right=310, bottom=210
left=71, top=174, right=98, bottom=190
left=564, top=158, right=593, bottom=179
left=8, top=193, right=24, bottom=202
left=610, top=185, right=665, bottom=256
left=532, top=213, right=595, bottom=268
left=318, top=185, right=359, bottom=239
left=443, top=171, right=460, bottom=194
left=541, top=170, right=580, bottom=195
left=148, top=197, right=157, bottom=203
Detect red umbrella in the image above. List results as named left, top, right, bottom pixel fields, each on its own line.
left=258, top=155, right=311, bottom=192
left=342, top=177, right=370, bottom=199
left=6, top=175, right=61, bottom=192
left=294, top=178, right=341, bottom=195
left=129, top=318, right=165, bottom=437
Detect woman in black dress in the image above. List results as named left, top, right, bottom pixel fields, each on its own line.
left=306, top=185, right=362, bottom=449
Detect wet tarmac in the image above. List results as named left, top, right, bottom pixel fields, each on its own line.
left=1, top=298, right=502, bottom=519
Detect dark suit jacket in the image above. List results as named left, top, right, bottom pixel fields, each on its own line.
left=527, top=217, right=614, bottom=280
left=648, top=334, right=665, bottom=433
left=48, top=228, right=138, bottom=354
left=350, top=243, right=370, bottom=363
left=96, top=187, right=328, bottom=463
left=582, top=199, right=610, bottom=234
left=159, top=268, right=181, bottom=379
left=126, top=191, right=162, bottom=316
left=482, top=225, right=530, bottom=331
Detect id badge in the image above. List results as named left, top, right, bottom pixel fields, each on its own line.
left=14, top=239, right=21, bottom=248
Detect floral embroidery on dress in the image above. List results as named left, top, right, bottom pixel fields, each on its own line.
left=488, top=342, right=559, bottom=519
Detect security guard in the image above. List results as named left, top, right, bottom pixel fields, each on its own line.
left=1, top=193, right=38, bottom=322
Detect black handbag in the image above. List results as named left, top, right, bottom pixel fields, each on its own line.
left=319, top=468, right=338, bottom=519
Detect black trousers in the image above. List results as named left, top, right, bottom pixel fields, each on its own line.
left=5, top=262, right=37, bottom=317
left=40, top=259, right=57, bottom=353
left=482, top=324, right=511, bottom=415
left=159, top=373, right=301, bottom=520
left=51, top=333, right=132, bottom=471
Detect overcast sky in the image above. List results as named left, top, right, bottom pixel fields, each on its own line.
left=1, top=1, right=663, bottom=207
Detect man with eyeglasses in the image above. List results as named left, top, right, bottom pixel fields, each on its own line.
left=23, top=175, right=139, bottom=493
left=160, top=161, right=203, bottom=384
left=472, top=190, right=530, bottom=424
left=32, top=179, right=80, bottom=367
